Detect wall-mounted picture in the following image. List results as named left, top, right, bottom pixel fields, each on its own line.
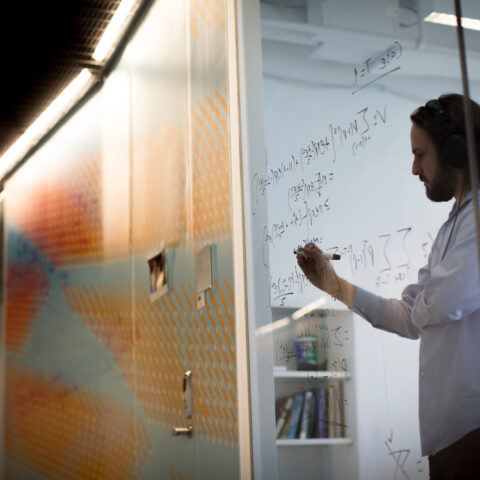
left=147, top=245, right=168, bottom=302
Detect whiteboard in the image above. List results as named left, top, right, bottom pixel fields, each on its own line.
left=260, top=79, right=452, bottom=308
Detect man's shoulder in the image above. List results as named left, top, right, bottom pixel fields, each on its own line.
left=456, top=201, right=477, bottom=239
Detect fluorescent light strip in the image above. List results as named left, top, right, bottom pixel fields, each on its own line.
left=291, top=297, right=327, bottom=321
left=425, top=12, right=480, bottom=32
left=255, top=317, right=291, bottom=336
left=0, top=0, right=138, bottom=179
left=0, top=69, right=93, bottom=179
left=93, top=0, right=137, bottom=61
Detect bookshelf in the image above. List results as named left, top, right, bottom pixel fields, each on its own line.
left=274, top=371, right=352, bottom=445
left=271, top=307, right=356, bottom=479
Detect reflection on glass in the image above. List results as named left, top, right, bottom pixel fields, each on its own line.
left=258, top=0, right=480, bottom=478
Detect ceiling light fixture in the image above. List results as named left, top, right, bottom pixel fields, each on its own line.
left=0, top=69, right=93, bottom=180
left=424, top=11, right=480, bottom=31
left=93, top=0, right=137, bottom=61
left=0, top=0, right=141, bottom=181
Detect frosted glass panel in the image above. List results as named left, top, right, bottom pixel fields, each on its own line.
left=2, top=1, right=239, bottom=479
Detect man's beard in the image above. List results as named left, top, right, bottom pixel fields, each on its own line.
left=420, top=163, right=458, bottom=202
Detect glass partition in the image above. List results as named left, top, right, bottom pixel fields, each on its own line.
left=244, top=0, right=480, bottom=478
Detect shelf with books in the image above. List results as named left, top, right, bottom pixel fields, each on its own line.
left=276, top=438, right=353, bottom=447
left=275, top=382, right=348, bottom=443
left=272, top=307, right=354, bottom=460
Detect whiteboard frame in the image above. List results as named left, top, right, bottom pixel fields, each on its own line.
left=228, top=0, right=278, bottom=478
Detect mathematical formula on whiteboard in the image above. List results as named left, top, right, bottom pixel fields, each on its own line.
left=259, top=80, right=450, bottom=307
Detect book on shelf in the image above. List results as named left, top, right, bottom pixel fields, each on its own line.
left=314, top=386, right=328, bottom=438
left=275, top=396, right=294, bottom=438
left=332, top=381, right=346, bottom=438
left=275, top=395, right=288, bottom=421
left=299, top=390, right=315, bottom=439
left=328, top=384, right=336, bottom=438
left=285, top=393, right=305, bottom=439
left=274, top=382, right=346, bottom=441
left=325, top=382, right=346, bottom=438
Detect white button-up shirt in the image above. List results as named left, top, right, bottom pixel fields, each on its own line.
left=352, top=190, right=480, bottom=456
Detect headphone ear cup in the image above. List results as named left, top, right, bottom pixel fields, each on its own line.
left=441, top=133, right=468, bottom=168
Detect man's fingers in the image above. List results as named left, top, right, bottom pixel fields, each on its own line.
left=301, top=245, right=324, bottom=259
left=306, top=243, right=323, bottom=254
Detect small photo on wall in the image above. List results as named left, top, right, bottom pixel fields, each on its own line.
left=147, top=245, right=168, bottom=302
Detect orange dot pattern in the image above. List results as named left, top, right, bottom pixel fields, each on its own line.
left=132, top=89, right=231, bottom=254
left=63, top=276, right=237, bottom=447
left=190, top=0, right=226, bottom=39
left=187, top=279, right=237, bottom=446
left=6, top=152, right=102, bottom=267
left=6, top=262, right=51, bottom=353
left=192, top=88, right=231, bottom=251
left=132, top=121, right=188, bottom=254
left=169, top=465, right=195, bottom=480
left=5, top=366, right=151, bottom=480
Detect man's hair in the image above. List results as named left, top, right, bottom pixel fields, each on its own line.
left=410, top=93, right=480, bottom=180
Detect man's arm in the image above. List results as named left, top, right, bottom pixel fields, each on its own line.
left=297, top=243, right=423, bottom=340
left=296, top=243, right=357, bottom=307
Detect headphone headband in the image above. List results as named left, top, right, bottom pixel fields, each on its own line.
left=425, top=99, right=452, bottom=127
left=423, top=98, right=467, bottom=169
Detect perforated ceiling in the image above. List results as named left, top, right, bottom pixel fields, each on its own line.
left=0, top=0, right=134, bottom=157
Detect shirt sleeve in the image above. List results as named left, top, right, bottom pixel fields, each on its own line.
left=410, top=214, right=480, bottom=328
left=351, top=249, right=432, bottom=339
left=351, top=284, right=423, bottom=340
left=351, top=207, right=480, bottom=337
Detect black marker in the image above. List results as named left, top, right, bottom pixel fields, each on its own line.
left=294, top=250, right=341, bottom=260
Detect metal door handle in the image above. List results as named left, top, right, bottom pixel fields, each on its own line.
left=183, top=370, right=192, bottom=419
left=171, top=370, right=194, bottom=438
left=171, top=425, right=193, bottom=437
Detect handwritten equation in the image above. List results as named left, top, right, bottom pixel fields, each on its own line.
left=262, top=104, right=388, bottom=254
left=288, top=172, right=334, bottom=210
left=271, top=265, right=310, bottom=305
left=353, top=41, right=402, bottom=94
left=270, top=226, right=435, bottom=304
left=385, top=430, right=425, bottom=479
left=330, top=105, right=387, bottom=157
left=253, top=103, right=388, bottom=214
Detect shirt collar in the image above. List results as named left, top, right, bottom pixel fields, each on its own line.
left=447, top=189, right=475, bottom=219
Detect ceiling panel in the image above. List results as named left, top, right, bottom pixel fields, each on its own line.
left=0, top=0, right=123, bottom=156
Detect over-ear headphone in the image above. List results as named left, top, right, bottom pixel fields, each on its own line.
left=425, top=99, right=468, bottom=169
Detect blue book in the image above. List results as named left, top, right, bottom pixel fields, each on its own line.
left=314, top=387, right=328, bottom=438
left=286, top=393, right=305, bottom=439
left=299, top=390, right=315, bottom=439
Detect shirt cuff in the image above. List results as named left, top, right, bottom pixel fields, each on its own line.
left=351, top=286, right=380, bottom=325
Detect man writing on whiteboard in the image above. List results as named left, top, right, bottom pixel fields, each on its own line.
left=296, top=93, right=480, bottom=480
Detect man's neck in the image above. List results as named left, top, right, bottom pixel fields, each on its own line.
left=454, top=175, right=469, bottom=205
